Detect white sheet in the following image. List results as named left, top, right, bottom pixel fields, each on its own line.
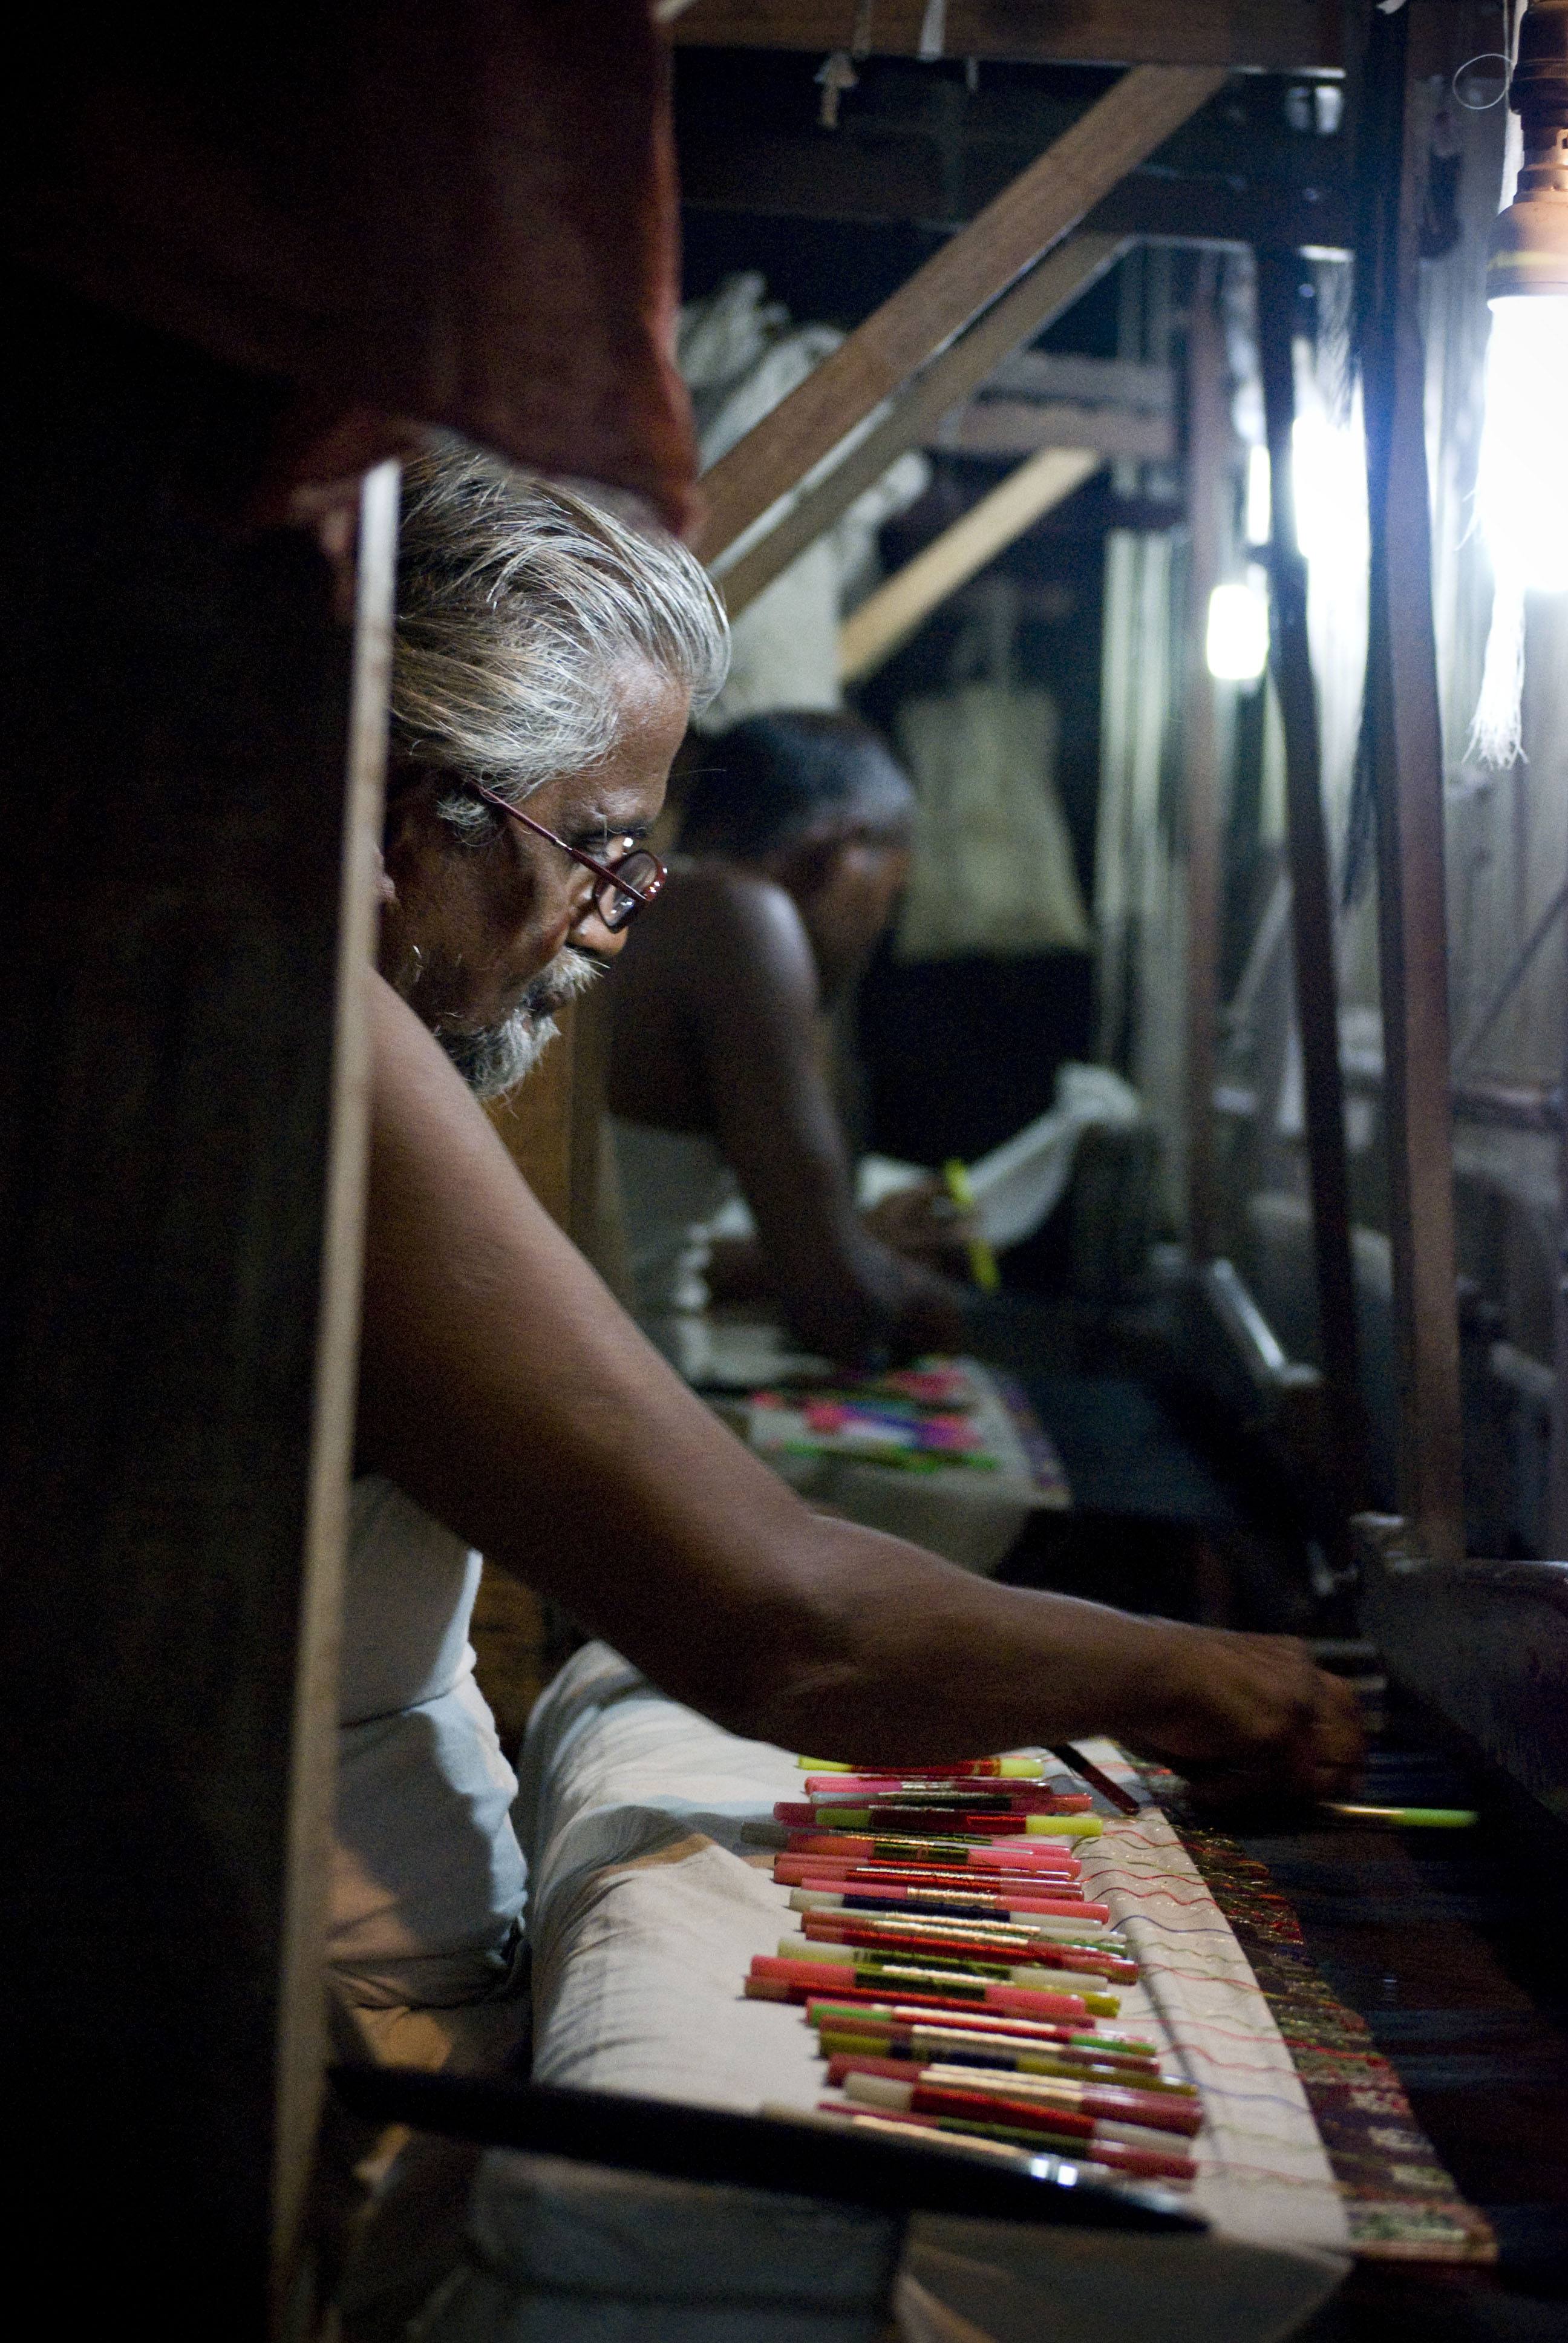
left=514, top=1646, right=1351, bottom=2341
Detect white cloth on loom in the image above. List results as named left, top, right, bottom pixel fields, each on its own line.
left=515, top=1643, right=1350, bottom=2342
left=612, top=1075, right=1144, bottom=1328
left=331, top=1475, right=528, bottom=2013
left=607, top=1114, right=738, bottom=1355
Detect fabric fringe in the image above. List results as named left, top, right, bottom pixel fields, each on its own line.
left=1469, top=573, right=1527, bottom=767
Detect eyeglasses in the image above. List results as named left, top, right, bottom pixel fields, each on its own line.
left=466, top=782, right=667, bottom=932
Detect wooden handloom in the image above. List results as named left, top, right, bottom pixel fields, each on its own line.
left=14, top=4, right=1561, bottom=2334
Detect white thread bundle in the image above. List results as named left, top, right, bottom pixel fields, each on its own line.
left=1469, top=573, right=1527, bottom=768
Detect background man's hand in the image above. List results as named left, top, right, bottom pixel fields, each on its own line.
left=1122, top=1625, right=1364, bottom=1809
left=863, top=1178, right=977, bottom=1272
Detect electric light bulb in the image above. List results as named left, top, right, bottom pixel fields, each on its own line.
left=1206, top=571, right=1269, bottom=682
left=1290, top=402, right=1365, bottom=573
left=1475, top=293, right=1568, bottom=595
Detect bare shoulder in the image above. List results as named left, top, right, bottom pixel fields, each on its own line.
left=659, top=860, right=816, bottom=997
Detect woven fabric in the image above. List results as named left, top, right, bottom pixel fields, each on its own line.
left=1172, top=1817, right=1497, bottom=2264
left=7, top=4, right=697, bottom=527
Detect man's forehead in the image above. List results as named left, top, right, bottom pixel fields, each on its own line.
left=535, top=767, right=661, bottom=828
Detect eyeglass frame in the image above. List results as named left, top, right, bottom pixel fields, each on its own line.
left=465, top=781, right=667, bottom=932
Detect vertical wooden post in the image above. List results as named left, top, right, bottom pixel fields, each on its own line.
left=0, top=282, right=376, bottom=2333
left=1358, top=7, right=1465, bottom=1563
left=486, top=1001, right=577, bottom=1230
left=1183, top=256, right=1227, bottom=1263
left=1256, top=252, right=1369, bottom=1532
left=274, top=460, right=399, bottom=2333
left=1550, top=801, right=1568, bottom=1552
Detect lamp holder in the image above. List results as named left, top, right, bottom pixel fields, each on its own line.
left=1491, top=1, right=1568, bottom=295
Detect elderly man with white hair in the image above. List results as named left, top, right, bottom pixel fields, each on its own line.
left=334, top=450, right=724, bottom=2062
left=339, top=444, right=1362, bottom=2073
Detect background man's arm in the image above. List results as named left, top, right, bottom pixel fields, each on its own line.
left=357, top=971, right=1361, bottom=1796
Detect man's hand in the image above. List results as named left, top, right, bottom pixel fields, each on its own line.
left=863, top=1178, right=976, bottom=1273
left=1122, top=1626, right=1364, bottom=1809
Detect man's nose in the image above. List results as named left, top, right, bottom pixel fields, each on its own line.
left=567, top=896, right=630, bottom=958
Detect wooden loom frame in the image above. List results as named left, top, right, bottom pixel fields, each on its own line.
left=0, top=7, right=1494, bottom=2333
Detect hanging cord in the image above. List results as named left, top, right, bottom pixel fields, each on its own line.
left=817, top=0, right=875, bottom=129
left=1451, top=53, right=1512, bottom=110
left=918, top=1, right=947, bottom=60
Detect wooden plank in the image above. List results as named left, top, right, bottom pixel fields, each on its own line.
left=565, top=980, right=626, bottom=1281
left=682, top=136, right=1354, bottom=257
left=486, top=1000, right=577, bottom=1230
left=1358, top=5, right=1465, bottom=1565
left=1554, top=938, right=1568, bottom=1549
left=985, top=352, right=1172, bottom=406
left=838, top=445, right=1101, bottom=681
left=1256, top=254, right=1367, bottom=1536
left=1356, top=1522, right=1568, bottom=1812
left=693, top=64, right=1227, bottom=570
left=668, top=1, right=1343, bottom=73
left=719, top=232, right=1127, bottom=620
left=928, top=395, right=1174, bottom=460
left=0, top=281, right=360, bottom=2330
left=274, top=462, right=399, bottom=2327
left=1181, top=256, right=1225, bottom=1265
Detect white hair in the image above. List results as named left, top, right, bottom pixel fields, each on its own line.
left=391, top=444, right=728, bottom=839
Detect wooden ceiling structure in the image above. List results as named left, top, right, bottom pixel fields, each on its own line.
left=673, top=0, right=1466, bottom=1537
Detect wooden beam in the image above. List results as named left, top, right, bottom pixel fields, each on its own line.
left=486, top=1001, right=577, bottom=1230
left=1256, top=253, right=1367, bottom=1536
left=1553, top=920, right=1568, bottom=1552
left=0, top=284, right=367, bottom=2330
left=682, top=146, right=1354, bottom=256
left=274, top=462, right=399, bottom=2324
left=719, top=232, right=1127, bottom=620
left=693, top=64, right=1227, bottom=571
left=668, top=1, right=1344, bottom=73
left=838, top=445, right=1100, bottom=681
left=1181, top=257, right=1226, bottom=1266
left=1356, top=1521, right=1568, bottom=1814
left=1359, top=4, right=1465, bottom=1564
left=929, top=396, right=1174, bottom=460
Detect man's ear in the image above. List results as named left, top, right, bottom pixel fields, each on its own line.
left=381, top=771, right=444, bottom=898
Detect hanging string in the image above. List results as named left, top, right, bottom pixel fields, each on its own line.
left=918, top=0, right=947, bottom=60
left=1451, top=53, right=1511, bottom=110
left=817, top=0, right=875, bottom=129
left=1469, top=575, right=1527, bottom=767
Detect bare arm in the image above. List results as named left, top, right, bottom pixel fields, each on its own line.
left=357, top=971, right=1361, bottom=1794
left=685, top=874, right=966, bottom=1360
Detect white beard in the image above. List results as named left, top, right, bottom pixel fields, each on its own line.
left=437, top=946, right=604, bottom=1098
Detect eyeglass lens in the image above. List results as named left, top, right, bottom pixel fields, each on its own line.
left=596, top=850, right=662, bottom=931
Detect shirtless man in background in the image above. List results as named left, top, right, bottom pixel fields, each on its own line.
left=605, top=712, right=971, bottom=1367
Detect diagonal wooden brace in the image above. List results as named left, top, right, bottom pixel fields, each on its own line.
left=691, top=64, right=1227, bottom=572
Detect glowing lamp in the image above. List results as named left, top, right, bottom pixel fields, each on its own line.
left=1206, top=571, right=1269, bottom=683
left=1472, top=1, right=1568, bottom=762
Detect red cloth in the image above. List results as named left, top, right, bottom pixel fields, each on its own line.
left=7, top=4, right=699, bottom=532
